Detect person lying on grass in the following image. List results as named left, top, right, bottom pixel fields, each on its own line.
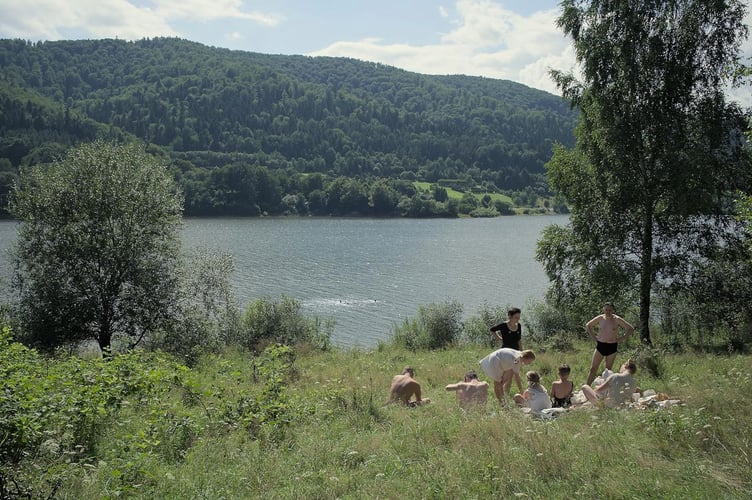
left=445, top=369, right=489, bottom=408
left=581, top=360, right=639, bottom=408
left=388, top=366, right=430, bottom=407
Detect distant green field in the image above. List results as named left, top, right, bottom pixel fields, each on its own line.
left=413, top=181, right=514, bottom=204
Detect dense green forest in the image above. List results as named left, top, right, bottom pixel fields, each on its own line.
left=0, top=37, right=576, bottom=216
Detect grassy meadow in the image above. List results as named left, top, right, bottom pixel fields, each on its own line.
left=9, top=337, right=750, bottom=499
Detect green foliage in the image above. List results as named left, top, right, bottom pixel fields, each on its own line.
left=544, top=0, right=751, bottom=343
left=222, top=345, right=299, bottom=444
left=390, top=300, right=463, bottom=350
left=238, top=295, right=332, bottom=352
left=460, top=302, right=508, bottom=347
left=0, top=38, right=577, bottom=216
left=3, top=325, right=752, bottom=498
left=524, top=299, right=584, bottom=343
left=148, top=246, right=240, bottom=365
left=0, top=325, right=190, bottom=494
left=9, top=140, right=183, bottom=353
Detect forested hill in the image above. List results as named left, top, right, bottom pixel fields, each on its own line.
left=0, top=37, right=576, bottom=217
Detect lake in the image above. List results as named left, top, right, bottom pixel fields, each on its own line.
left=0, top=216, right=567, bottom=347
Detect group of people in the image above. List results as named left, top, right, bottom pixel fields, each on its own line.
left=388, top=303, right=641, bottom=411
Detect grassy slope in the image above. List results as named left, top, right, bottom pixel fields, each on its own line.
left=53, top=341, right=751, bottom=499
left=414, top=181, right=515, bottom=205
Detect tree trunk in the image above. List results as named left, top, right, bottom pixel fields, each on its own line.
left=639, top=205, right=653, bottom=345
left=98, top=323, right=112, bottom=357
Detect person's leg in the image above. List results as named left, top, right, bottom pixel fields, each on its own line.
left=501, top=369, right=513, bottom=395
left=412, top=382, right=422, bottom=403
left=604, top=352, right=618, bottom=371
left=581, top=384, right=599, bottom=404
left=586, top=349, right=604, bottom=386
left=493, top=380, right=504, bottom=403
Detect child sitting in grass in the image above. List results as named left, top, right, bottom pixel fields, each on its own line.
left=513, top=371, right=551, bottom=412
left=550, top=364, right=574, bottom=408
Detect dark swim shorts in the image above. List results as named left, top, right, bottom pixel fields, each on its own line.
left=596, top=341, right=618, bottom=356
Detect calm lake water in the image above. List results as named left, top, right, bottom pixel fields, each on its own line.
left=0, top=216, right=567, bottom=347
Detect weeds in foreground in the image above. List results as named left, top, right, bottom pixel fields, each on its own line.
left=2, top=331, right=751, bottom=499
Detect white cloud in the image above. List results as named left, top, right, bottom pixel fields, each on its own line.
left=154, top=0, right=282, bottom=26
left=0, top=0, right=281, bottom=42
left=438, top=6, right=449, bottom=18
left=0, top=0, right=177, bottom=40
left=310, top=0, right=573, bottom=94
left=225, top=31, right=243, bottom=41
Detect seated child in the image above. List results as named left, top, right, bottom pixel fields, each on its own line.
left=513, top=371, right=551, bottom=412
left=550, top=364, right=574, bottom=408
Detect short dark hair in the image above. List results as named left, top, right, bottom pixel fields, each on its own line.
left=558, top=364, right=571, bottom=375
left=464, top=370, right=478, bottom=381
left=508, top=307, right=521, bottom=317
left=402, top=366, right=414, bottom=376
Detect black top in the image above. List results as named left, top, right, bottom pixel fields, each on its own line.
left=490, top=321, right=522, bottom=349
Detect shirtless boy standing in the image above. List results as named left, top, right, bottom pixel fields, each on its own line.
left=585, top=303, right=635, bottom=386
left=445, top=369, right=489, bottom=408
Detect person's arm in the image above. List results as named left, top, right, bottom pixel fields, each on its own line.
left=585, top=315, right=600, bottom=341
left=513, top=371, right=523, bottom=393
left=517, top=324, right=522, bottom=350
left=445, top=382, right=464, bottom=392
left=490, top=322, right=504, bottom=341
left=595, top=376, right=611, bottom=395
left=616, top=317, right=635, bottom=342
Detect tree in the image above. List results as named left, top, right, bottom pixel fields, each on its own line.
left=9, top=141, right=183, bottom=353
left=540, top=0, right=750, bottom=344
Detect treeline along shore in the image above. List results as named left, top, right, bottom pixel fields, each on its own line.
left=0, top=37, right=576, bottom=218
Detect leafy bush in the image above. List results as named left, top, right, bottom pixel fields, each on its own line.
left=237, top=295, right=332, bottom=352
left=146, top=246, right=241, bottom=365
left=628, top=345, right=665, bottom=379
left=524, top=299, right=584, bottom=342
left=0, top=325, right=191, bottom=495
left=222, top=344, right=300, bottom=444
left=461, top=302, right=508, bottom=347
left=391, top=300, right=463, bottom=350
left=469, top=207, right=499, bottom=218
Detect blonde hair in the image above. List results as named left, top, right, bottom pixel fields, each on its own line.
left=520, top=350, right=536, bottom=361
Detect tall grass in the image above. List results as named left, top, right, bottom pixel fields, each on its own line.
left=6, top=335, right=750, bottom=499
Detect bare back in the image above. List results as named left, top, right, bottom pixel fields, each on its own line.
left=447, top=379, right=489, bottom=407
left=389, top=374, right=421, bottom=404
left=550, top=379, right=573, bottom=399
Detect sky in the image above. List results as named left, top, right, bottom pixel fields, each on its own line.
left=0, top=0, right=751, bottom=100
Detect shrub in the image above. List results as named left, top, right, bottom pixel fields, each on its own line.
left=628, top=345, right=665, bottom=379
left=391, top=300, right=463, bottom=350
left=525, top=300, right=584, bottom=342
left=461, top=303, right=508, bottom=347
left=238, top=295, right=332, bottom=352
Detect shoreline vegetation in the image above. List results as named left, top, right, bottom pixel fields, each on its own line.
left=2, top=323, right=750, bottom=498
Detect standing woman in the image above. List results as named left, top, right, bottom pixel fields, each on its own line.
left=489, top=307, right=523, bottom=396
left=490, top=307, right=523, bottom=350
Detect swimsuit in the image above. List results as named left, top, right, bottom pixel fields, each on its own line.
left=490, top=322, right=522, bottom=349
left=596, top=340, right=618, bottom=356
left=552, top=396, right=571, bottom=408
